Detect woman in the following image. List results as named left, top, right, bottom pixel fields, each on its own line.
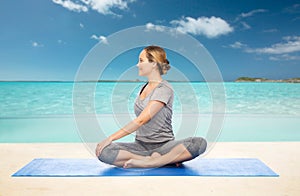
left=96, top=46, right=207, bottom=168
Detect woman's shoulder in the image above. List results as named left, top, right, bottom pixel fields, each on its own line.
left=160, top=80, right=173, bottom=90
left=155, top=80, right=173, bottom=94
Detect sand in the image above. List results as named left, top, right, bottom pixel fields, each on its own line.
left=1, top=142, right=299, bottom=196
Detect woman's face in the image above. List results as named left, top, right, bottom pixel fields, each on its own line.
left=137, top=50, right=154, bottom=76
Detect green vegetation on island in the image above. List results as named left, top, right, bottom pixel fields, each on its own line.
left=235, top=77, right=300, bottom=83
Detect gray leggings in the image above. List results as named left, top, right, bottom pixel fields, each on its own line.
left=98, top=137, right=207, bottom=165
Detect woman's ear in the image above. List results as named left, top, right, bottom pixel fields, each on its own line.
left=152, top=62, right=157, bottom=68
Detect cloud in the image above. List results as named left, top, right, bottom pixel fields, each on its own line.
left=52, top=0, right=88, bottom=12
left=241, top=22, right=251, bottom=30
left=245, top=36, right=300, bottom=54
left=170, top=16, right=233, bottom=38
left=284, top=4, right=300, bottom=14
left=292, top=16, right=300, bottom=21
left=229, top=41, right=247, bottom=49
left=235, top=9, right=268, bottom=22
left=240, top=9, right=268, bottom=18
left=52, top=0, right=135, bottom=16
left=263, top=29, right=278, bottom=33
left=32, top=41, right=44, bottom=47
left=145, top=23, right=168, bottom=32
left=57, top=40, right=67, bottom=44
left=229, top=37, right=300, bottom=61
left=79, top=23, right=84, bottom=29
left=91, top=34, right=108, bottom=44
left=269, top=54, right=300, bottom=61
left=86, top=0, right=135, bottom=16
left=145, top=23, right=183, bottom=38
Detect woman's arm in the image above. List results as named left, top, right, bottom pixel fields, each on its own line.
left=96, top=100, right=165, bottom=156
left=110, top=100, right=165, bottom=140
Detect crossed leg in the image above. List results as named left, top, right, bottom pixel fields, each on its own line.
left=123, top=144, right=192, bottom=168
left=98, top=137, right=207, bottom=168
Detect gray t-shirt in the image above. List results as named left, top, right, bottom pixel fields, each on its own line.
left=134, top=80, right=175, bottom=143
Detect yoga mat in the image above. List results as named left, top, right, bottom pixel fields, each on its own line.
left=12, top=158, right=279, bottom=177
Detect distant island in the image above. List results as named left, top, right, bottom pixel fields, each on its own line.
left=235, top=77, right=300, bottom=83
left=1, top=77, right=299, bottom=83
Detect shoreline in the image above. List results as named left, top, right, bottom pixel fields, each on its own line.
left=1, top=114, right=299, bottom=143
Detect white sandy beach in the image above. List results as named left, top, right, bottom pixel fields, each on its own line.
left=1, top=142, right=299, bottom=196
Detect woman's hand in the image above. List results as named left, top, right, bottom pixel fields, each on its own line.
left=95, top=137, right=112, bottom=157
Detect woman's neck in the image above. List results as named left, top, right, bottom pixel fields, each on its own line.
left=147, top=76, right=163, bottom=86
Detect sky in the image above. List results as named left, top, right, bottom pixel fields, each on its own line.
left=0, top=0, right=300, bottom=81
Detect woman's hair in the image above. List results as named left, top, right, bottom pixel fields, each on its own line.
left=144, top=45, right=171, bottom=75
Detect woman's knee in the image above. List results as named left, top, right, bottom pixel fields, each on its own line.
left=197, top=137, right=207, bottom=154
left=184, top=137, right=207, bottom=158
left=97, top=144, right=119, bottom=165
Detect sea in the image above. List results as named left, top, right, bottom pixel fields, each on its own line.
left=0, top=81, right=299, bottom=143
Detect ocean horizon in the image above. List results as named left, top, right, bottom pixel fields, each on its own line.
left=1, top=76, right=299, bottom=83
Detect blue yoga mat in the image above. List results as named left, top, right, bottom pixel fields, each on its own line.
left=12, top=158, right=279, bottom=177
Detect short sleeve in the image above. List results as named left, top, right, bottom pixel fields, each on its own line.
left=150, top=84, right=173, bottom=105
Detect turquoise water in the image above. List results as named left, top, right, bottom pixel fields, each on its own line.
left=0, top=82, right=300, bottom=142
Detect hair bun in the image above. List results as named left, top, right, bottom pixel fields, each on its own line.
left=161, top=59, right=171, bottom=75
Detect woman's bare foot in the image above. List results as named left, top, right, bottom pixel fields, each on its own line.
left=123, top=152, right=162, bottom=168
left=123, top=152, right=184, bottom=168
left=123, top=158, right=151, bottom=168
